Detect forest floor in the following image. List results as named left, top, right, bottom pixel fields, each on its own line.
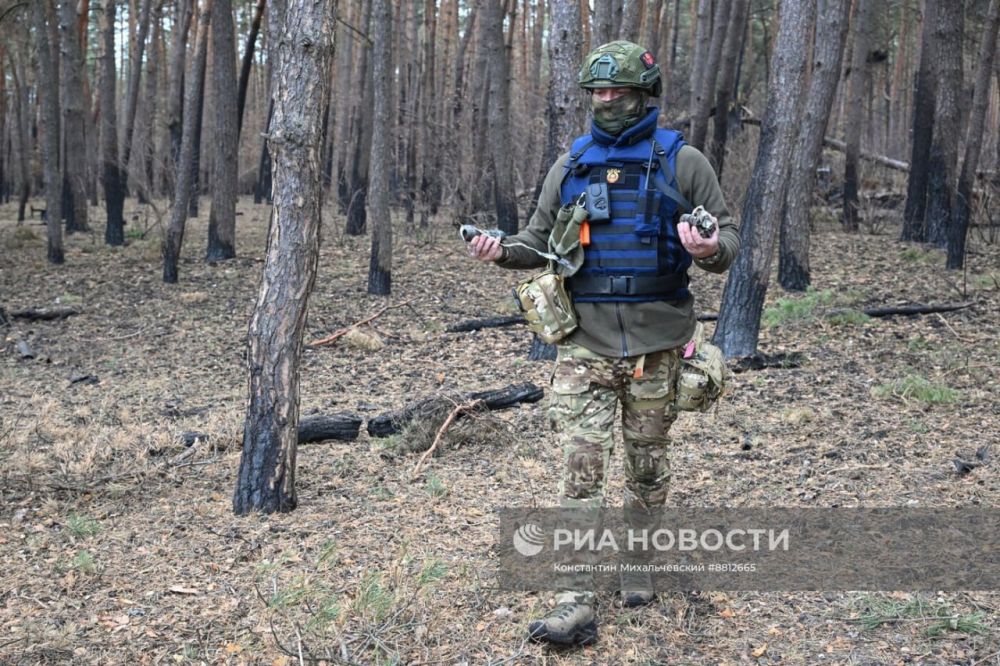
left=1, top=195, right=999, bottom=666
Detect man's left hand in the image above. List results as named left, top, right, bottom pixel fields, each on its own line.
left=678, top=220, right=719, bottom=259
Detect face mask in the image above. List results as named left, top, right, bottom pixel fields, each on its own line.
left=591, top=89, right=647, bottom=134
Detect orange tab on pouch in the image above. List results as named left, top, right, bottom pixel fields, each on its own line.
left=683, top=340, right=696, bottom=359
left=580, top=220, right=591, bottom=246
left=632, top=354, right=646, bottom=379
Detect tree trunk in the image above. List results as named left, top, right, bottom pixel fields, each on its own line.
left=485, top=0, right=518, bottom=234
left=33, top=0, right=65, bottom=264
left=714, top=0, right=814, bottom=358
left=948, top=0, right=999, bottom=269
left=842, top=0, right=876, bottom=232
left=188, top=51, right=208, bottom=219
left=121, top=0, right=153, bottom=183
left=167, top=0, right=193, bottom=197
left=58, top=0, right=90, bottom=233
left=367, top=0, right=392, bottom=295
left=134, top=3, right=162, bottom=202
left=902, top=1, right=937, bottom=242
left=99, top=0, right=126, bottom=246
left=594, top=0, right=615, bottom=45
left=690, top=0, right=732, bottom=150
left=10, top=44, right=32, bottom=223
left=206, top=0, right=238, bottom=262
left=620, top=0, right=642, bottom=41
left=255, top=98, right=274, bottom=204
left=688, top=0, right=712, bottom=125
left=709, top=0, right=749, bottom=174
left=163, top=0, right=212, bottom=283
left=538, top=0, right=584, bottom=195
left=925, top=0, right=964, bottom=247
left=236, top=0, right=266, bottom=137
left=234, top=0, right=338, bottom=516
left=778, top=0, right=851, bottom=292
left=345, top=0, right=373, bottom=235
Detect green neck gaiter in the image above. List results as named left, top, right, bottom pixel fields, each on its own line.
left=591, top=89, right=648, bottom=135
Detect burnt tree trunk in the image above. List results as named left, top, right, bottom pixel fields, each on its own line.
left=10, top=43, right=32, bottom=223
left=234, top=0, right=338, bottom=515
left=778, top=0, right=850, bottom=291
left=206, top=0, right=238, bottom=262
left=345, top=0, right=373, bottom=236
left=714, top=0, right=814, bottom=358
left=901, top=0, right=938, bottom=242
left=236, top=0, right=266, bottom=136
left=842, top=0, right=875, bottom=233
left=163, top=0, right=212, bottom=283
left=710, top=0, right=750, bottom=175
left=120, top=0, right=153, bottom=184
left=99, top=0, right=126, bottom=246
left=925, top=0, right=964, bottom=248
left=166, top=0, right=193, bottom=197
left=948, top=0, right=999, bottom=269
left=58, top=0, right=90, bottom=233
left=366, top=0, right=392, bottom=295
left=188, top=50, right=208, bottom=219
left=690, top=0, right=731, bottom=150
left=255, top=98, right=274, bottom=204
left=485, top=0, right=518, bottom=234
left=33, top=0, right=65, bottom=264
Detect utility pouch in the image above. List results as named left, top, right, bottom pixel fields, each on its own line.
left=513, top=271, right=578, bottom=344
left=585, top=182, right=611, bottom=222
left=675, top=322, right=726, bottom=412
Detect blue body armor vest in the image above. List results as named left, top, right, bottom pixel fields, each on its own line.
left=560, top=113, right=693, bottom=303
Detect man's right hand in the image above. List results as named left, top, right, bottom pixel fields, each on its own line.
left=468, top=234, right=505, bottom=262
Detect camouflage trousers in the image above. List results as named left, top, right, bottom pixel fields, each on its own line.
left=548, top=340, right=681, bottom=605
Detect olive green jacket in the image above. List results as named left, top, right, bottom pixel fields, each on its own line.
left=496, top=144, right=739, bottom=357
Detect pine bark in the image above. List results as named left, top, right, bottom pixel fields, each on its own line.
left=925, top=0, right=964, bottom=247
left=10, top=44, right=31, bottom=222
left=33, top=0, right=65, bottom=264
left=842, top=0, right=876, bottom=232
left=234, top=0, right=338, bottom=515
left=901, top=1, right=937, bottom=241
left=163, top=0, right=213, bottom=283
left=345, top=0, right=373, bottom=235
left=206, top=0, right=238, bottom=262
left=58, top=0, right=90, bottom=233
left=688, top=0, right=712, bottom=127
left=539, top=0, right=585, bottom=195
left=367, top=0, right=392, bottom=295
left=594, top=0, right=615, bottom=45
left=714, top=0, right=814, bottom=358
left=709, top=0, right=749, bottom=173
left=167, top=0, right=193, bottom=196
left=948, top=0, right=999, bottom=269
left=237, top=0, right=267, bottom=136
left=485, top=0, right=518, bottom=234
left=778, top=0, right=851, bottom=291
left=99, top=0, right=126, bottom=246
left=620, top=0, right=642, bottom=40
left=690, top=0, right=732, bottom=150
left=121, top=0, right=153, bottom=181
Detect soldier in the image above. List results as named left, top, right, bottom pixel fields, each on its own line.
left=468, top=41, right=739, bottom=645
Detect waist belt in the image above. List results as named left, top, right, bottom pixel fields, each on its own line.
left=568, top=273, right=688, bottom=297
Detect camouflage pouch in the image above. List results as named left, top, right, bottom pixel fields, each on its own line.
left=513, top=271, right=578, bottom=344
left=675, top=322, right=726, bottom=412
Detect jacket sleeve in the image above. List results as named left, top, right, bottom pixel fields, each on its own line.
left=675, top=145, right=740, bottom=274
left=494, top=153, right=571, bottom=270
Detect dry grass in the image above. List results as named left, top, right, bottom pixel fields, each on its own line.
left=1, top=193, right=999, bottom=664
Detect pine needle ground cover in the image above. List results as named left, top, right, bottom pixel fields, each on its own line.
left=1, top=198, right=998, bottom=664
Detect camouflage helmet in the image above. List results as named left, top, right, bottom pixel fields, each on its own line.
left=578, top=41, right=662, bottom=97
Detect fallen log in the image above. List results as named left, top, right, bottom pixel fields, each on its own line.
left=9, top=306, right=82, bottom=321
left=820, top=302, right=973, bottom=319
left=298, top=413, right=363, bottom=443
left=367, top=382, right=544, bottom=438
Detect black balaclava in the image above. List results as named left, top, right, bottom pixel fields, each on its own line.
left=591, top=88, right=648, bottom=135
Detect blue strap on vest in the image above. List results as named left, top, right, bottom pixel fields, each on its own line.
left=559, top=128, right=693, bottom=303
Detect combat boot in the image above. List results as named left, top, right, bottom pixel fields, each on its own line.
left=527, top=602, right=598, bottom=645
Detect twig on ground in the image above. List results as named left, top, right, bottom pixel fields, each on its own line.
left=308, top=298, right=416, bottom=347
left=411, top=399, right=483, bottom=479
left=934, top=312, right=971, bottom=343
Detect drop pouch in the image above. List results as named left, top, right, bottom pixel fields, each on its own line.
left=675, top=322, right=727, bottom=412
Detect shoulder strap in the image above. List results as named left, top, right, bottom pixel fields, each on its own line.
left=561, top=137, right=596, bottom=187
left=650, top=138, right=693, bottom=214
